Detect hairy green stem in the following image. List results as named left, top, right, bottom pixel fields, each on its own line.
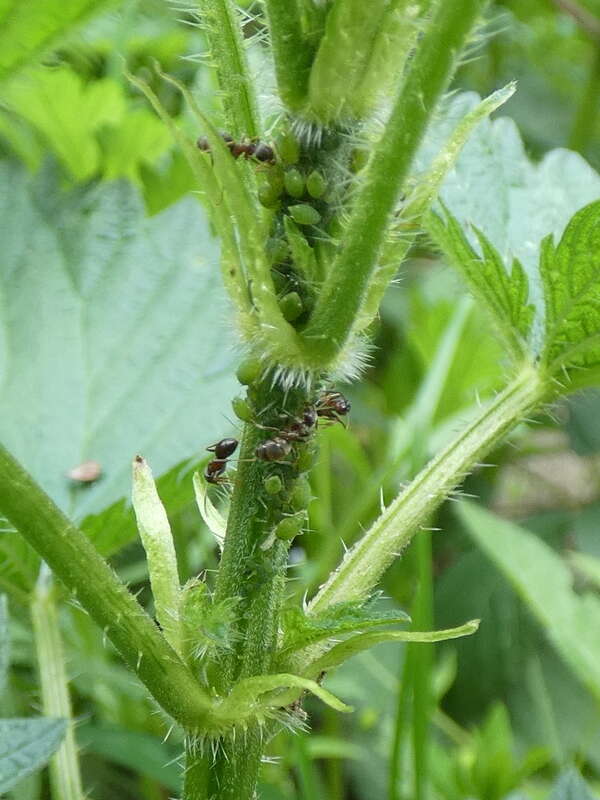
left=30, top=565, right=84, bottom=800
left=264, top=0, right=314, bottom=109
left=299, top=0, right=488, bottom=364
left=199, top=0, right=260, bottom=138
left=185, top=382, right=313, bottom=798
left=308, top=364, right=547, bottom=615
left=0, top=443, right=213, bottom=729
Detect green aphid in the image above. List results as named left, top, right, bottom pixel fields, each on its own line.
left=275, top=513, right=306, bottom=541
left=258, top=183, right=281, bottom=208
left=306, top=170, right=327, bottom=199
left=236, top=357, right=262, bottom=386
left=276, top=131, right=300, bottom=165
left=263, top=475, right=283, bottom=495
left=290, top=476, right=311, bottom=511
left=284, top=168, right=305, bottom=199
left=297, top=444, right=318, bottom=473
left=280, top=291, right=304, bottom=322
left=231, top=395, right=254, bottom=423
left=271, top=269, right=289, bottom=294
left=288, top=204, right=321, bottom=226
left=266, top=237, right=290, bottom=265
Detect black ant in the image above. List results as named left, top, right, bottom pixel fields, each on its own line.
left=197, top=133, right=275, bottom=164
left=254, top=394, right=350, bottom=463
left=255, top=406, right=317, bottom=462
left=316, top=391, right=351, bottom=424
left=204, top=438, right=238, bottom=484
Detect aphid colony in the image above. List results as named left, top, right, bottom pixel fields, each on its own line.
left=196, top=130, right=327, bottom=218
left=203, top=391, right=350, bottom=485
left=196, top=127, right=338, bottom=335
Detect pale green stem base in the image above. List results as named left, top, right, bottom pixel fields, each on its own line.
left=31, top=564, right=84, bottom=800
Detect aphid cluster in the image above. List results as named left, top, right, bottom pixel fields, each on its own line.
left=204, top=438, right=239, bottom=485
left=205, top=363, right=351, bottom=548
left=203, top=391, right=350, bottom=481
left=196, top=133, right=275, bottom=164
left=255, top=392, right=350, bottom=463
left=197, top=126, right=332, bottom=331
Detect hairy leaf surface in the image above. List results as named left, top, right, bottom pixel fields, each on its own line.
left=0, top=718, right=67, bottom=793
left=0, top=162, right=235, bottom=551
left=539, top=201, right=600, bottom=375
left=304, top=620, right=479, bottom=679
left=278, top=600, right=410, bottom=658
left=427, top=210, right=533, bottom=361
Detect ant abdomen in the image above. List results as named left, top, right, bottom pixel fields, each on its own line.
left=207, top=438, right=239, bottom=460
left=196, top=133, right=275, bottom=165
left=256, top=437, right=292, bottom=462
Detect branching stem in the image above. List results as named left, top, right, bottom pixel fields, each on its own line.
left=308, top=364, right=548, bottom=615
left=264, top=0, right=313, bottom=109
left=0, top=443, right=213, bottom=729
left=299, top=0, right=488, bottom=365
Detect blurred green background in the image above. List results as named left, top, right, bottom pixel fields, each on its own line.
left=1, top=1, right=600, bottom=799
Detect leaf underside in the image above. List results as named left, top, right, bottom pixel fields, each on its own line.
left=0, top=162, right=236, bottom=566
left=0, top=718, right=67, bottom=793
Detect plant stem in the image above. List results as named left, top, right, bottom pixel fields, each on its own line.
left=0, top=443, right=213, bottom=730
left=30, top=565, right=84, bottom=800
left=388, top=644, right=412, bottom=800
left=264, top=0, right=313, bottom=110
left=299, top=0, right=488, bottom=365
left=569, top=44, right=600, bottom=154
left=199, top=0, right=260, bottom=138
left=411, top=532, right=434, bottom=800
left=185, top=381, right=313, bottom=798
left=308, top=364, right=547, bottom=614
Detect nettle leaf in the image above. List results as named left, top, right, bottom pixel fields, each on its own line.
left=459, top=501, right=600, bottom=702
left=427, top=208, right=533, bottom=361
left=219, top=673, right=352, bottom=722
left=303, top=620, right=479, bottom=679
left=0, top=0, right=121, bottom=84
left=423, top=93, right=600, bottom=377
left=83, top=458, right=202, bottom=558
left=0, top=718, right=67, bottom=794
left=0, top=162, right=236, bottom=568
left=100, top=108, right=172, bottom=183
left=278, top=600, right=410, bottom=659
left=2, top=68, right=125, bottom=180
left=420, top=93, right=600, bottom=275
left=539, top=201, right=600, bottom=379
left=548, top=769, right=599, bottom=800
left=359, top=86, right=516, bottom=332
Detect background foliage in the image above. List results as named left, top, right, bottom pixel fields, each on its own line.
left=1, top=1, right=600, bottom=799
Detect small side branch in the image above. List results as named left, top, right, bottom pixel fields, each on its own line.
left=0, top=443, right=213, bottom=730
left=264, top=0, right=313, bottom=110
left=298, top=0, right=488, bottom=366
left=308, top=365, right=548, bottom=616
left=199, top=0, right=260, bottom=137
